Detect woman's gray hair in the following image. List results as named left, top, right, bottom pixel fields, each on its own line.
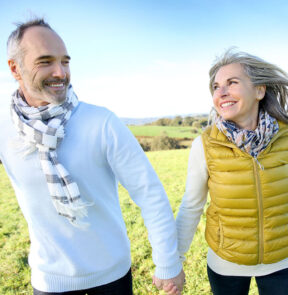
left=209, top=48, right=288, bottom=123
left=7, top=18, right=53, bottom=66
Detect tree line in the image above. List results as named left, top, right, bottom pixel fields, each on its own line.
left=147, top=115, right=208, bottom=128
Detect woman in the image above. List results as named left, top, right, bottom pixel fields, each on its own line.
left=176, top=49, right=288, bottom=295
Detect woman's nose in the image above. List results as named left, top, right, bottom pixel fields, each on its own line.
left=219, top=85, right=228, bottom=97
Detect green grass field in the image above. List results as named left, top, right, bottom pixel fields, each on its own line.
left=0, top=149, right=257, bottom=295
left=128, top=125, right=199, bottom=138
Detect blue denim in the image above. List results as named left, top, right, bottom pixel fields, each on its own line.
left=33, top=269, right=133, bottom=295
left=207, top=265, right=288, bottom=295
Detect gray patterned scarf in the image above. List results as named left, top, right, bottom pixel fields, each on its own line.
left=215, top=109, right=279, bottom=158
left=11, top=85, right=92, bottom=228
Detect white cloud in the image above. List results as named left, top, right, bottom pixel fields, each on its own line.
left=73, top=60, right=213, bottom=118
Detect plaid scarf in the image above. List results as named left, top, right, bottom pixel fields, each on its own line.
left=11, top=85, right=92, bottom=228
left=215, top=109, right=279, bottom=158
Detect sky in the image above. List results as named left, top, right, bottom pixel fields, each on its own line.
left=1, top=0, right=288, bottom=118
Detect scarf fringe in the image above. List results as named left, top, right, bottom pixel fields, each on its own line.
left=53, top=199, right=94, bottom=229
left=9, top=136, right=38, bottom=157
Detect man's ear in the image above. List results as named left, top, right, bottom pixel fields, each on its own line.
left=256, top=85, right=266, bottom=101
left=8, top=59, right=22, bottom=81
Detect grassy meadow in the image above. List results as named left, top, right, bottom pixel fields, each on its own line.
left=128, top=125, right=199, bottom=139
left=0, top=149, right=258, bottom=295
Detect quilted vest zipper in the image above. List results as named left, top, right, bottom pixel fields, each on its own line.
left=253, top=158, right=264, bottom=263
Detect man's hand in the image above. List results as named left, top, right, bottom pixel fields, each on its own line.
left=153, top=269, right=185, bottom=295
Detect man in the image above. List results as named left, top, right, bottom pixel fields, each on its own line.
left=0, top=19, right=185, bottom=294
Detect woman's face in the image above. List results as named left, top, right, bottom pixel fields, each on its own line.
left=212, top=63, right=265, bottom=130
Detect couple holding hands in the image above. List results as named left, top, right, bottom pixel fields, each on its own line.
left=1, top=18, right=288, bottom=295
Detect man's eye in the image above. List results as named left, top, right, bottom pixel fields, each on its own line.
left=62, top=60, right=70, bottom=65
left=213, top=85, right=219, bottom=91
left=39, top=61, right=50, bottom=65
left=229, top=80, right=237, bottom=85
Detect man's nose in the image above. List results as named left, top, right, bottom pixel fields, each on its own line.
left=52, top=63, right=66, bottom=79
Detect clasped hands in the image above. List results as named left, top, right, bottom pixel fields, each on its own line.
left=153, top=269, right=185, bottom=295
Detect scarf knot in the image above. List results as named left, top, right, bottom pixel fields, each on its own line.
left=215, top=109, right=279, bottom=158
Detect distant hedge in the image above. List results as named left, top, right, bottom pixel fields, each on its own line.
left=138, top=134, right=180, bottom=151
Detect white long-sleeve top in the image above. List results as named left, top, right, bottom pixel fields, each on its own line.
left=0, top=102, right=182, bottom=292
left=176, top=135, right=288, bottom=276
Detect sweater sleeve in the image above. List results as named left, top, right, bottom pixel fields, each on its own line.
left=103, top=113, right=182, bottom=279
left=176, top=136, right=208, bottom=261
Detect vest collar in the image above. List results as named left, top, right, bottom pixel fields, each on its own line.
left=204, top=121, right=288, bottom=158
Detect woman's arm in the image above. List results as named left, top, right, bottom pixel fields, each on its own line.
left=176, top=136, right=209, bottom=261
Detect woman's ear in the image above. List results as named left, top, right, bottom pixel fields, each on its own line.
left=256, top=85, right=266, bottom=101
left=8, top=59, right=22, bottom=81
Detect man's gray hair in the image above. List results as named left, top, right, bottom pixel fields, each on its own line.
left=7, top=18, right=53, bottom=65
left=209, top=48, right=288, bottom=123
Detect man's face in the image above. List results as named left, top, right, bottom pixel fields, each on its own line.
left=12, top=26, right=71, bottom=107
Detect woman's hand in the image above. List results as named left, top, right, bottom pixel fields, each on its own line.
left=153, top=269, right=185, bottom=295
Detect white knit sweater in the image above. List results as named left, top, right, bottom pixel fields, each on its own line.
left=0, top=102, right=181, bottom=292
left=176, top=136, right=288, bottom=277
